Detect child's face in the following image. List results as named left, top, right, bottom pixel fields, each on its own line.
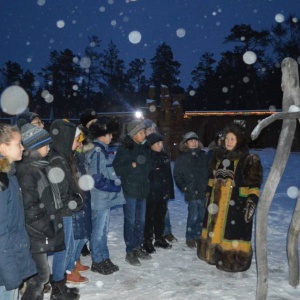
left=0, top=132, right=24, bottom=163
left=72, top=135, right=80, bottom=151
left=99, top=133, right=113, bottom=145
left=186, top=139, right=199, bottom=149
left=37, top=144, right=50, bottom=157
left=132, top=129, right=146, bottom=144
left=151, top=141, right=163, bottom=152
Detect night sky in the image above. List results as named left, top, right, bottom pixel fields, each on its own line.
left=1, top=0, right=299, bottom=88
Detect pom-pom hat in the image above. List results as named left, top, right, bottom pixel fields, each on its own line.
left=21, top=123, right=52, bottom=150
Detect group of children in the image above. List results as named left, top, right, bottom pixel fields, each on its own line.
left=1, top=110, right=260, bottom=300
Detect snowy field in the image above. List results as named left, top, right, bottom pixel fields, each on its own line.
left=46, top=148, right=300, bottom=300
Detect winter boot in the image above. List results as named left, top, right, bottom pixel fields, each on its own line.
left=75, top=260, right=90, bottom=272
left=163, top=233, right=178, bottom=243
left=134, top=247, right=152, bottom=260
left=154, top=238, right=172, bottom=249
left=125, top=251, right=141, bottom=266
left=66, top=269, right=88, bottom=284
left=143, top=240, right=156, bottom=254
left=50, top=278, right=80, bottom=300
left=186, top=239, right=197, bottom=248
left=103, top=258, right=119, bottom=272
left=91, top=261, right=114, bottom=275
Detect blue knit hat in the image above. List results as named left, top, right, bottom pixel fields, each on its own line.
left=21, top=124, right=52, bottom=150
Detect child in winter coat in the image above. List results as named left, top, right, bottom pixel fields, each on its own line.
left=113, top=119, right=152, bottom=266
left=49, top=119, right=86, bottom=300
left=85, top=117, right=125, bottom=275
left=174, top=132, right=208, bottom=248
left=0, top=124, right=36, bottom=300
left=143, top=133, right=175, bottom=253
left=16, top=124, right=65, bottom=300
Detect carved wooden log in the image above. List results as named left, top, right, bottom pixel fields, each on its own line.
left=253, top=58, right=300, bottom=300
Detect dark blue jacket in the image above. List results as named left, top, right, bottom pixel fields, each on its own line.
left=0, top=157, right=36, bottom=290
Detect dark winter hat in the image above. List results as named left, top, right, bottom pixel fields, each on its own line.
left=89, top=117, right=119, bottom=139
left=144, top=119, right=157, bottom=130
left=16, top=112, right=40, bottom=129
left=182, top=131, right=199, bottom=144
left=147, top=133, right=163, bottom=146
left=80, top=109, right=97, bottom=128
left=21, top=123, right=51, bottom=150
left=126, top=119, right=146, bottom=137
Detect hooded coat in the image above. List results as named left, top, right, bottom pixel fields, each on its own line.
left=0, top=156, right=37, bottom=290
left=16, top=151, right=65, bottom=253
left=197, top=123, right=263, bottom=272
left=48, top=120, right=85, bottom=216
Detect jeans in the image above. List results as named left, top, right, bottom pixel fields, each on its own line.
left=0, top=286, right=18, bottom=300
left=186, top=199, right=206, bottom=240
left=21, top=253, right=50, bottom=300
left=90, top=209, right=110, bottom=263
left=123, top=198, right=146, bottom=253
left=52, top=216, right=75, bottom=281
left=163, top=206, right=172, bottom=236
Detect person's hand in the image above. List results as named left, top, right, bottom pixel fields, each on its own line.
left=244, top=198, right=256, bottom=223
left=205, top=192, right=211, bottom=206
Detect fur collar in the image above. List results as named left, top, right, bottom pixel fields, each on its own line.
left=0, top=156, right=11, bottom=173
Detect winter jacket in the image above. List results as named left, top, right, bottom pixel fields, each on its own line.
left=173, top=143, right=208, bottom=201
left=72, top=150, right=92, bottom=240
left=85, top=140, right=126, bottom=210
left=0, top=157, right=37, bottom=291
left=148, top=150, right=174, bottom=200
left=113, top=135, right=152, bottom=200
left=49, top=119, right=85, bottom=216
left=16, top=151, right=65, bottom=253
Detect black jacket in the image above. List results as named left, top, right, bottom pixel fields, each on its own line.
left=113, top=135, right=152, bottom=199
left=148, top=150, right=174, bottom=200
left=49, top=119, right=85, bottom=216
left=174, top=144, right=208, bottom=201
left=16, top=151, right=65, bottom=253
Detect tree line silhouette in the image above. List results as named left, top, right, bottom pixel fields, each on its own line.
left=1, top=15, right=300, bottom=119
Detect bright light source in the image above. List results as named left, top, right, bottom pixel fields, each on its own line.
left=135, top=111, right=143, bottom=119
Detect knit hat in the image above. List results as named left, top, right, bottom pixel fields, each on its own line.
left=80, top=109, right=97, bottom=128
left=126, top=119, right=146, bottom=137
left=144, top=119, right=157, bottom=130
left=21, top=123, right=51, bottom=150
left=215, top=131, right=223, bottom=143
left=147, top=133, right=163, bottom=146
left=182, top=132, right=199, bottom=143
left=16, top=112, right=40, bottom=129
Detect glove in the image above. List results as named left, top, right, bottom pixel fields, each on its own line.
left=244, top=198, right=256, bottom=223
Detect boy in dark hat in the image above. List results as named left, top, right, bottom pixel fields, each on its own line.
left=113, top=119, right=152, bottom=266
left=17, top=112, right=44, bottom=129
left=85, top=118, right=125, bottom=275
left=143, top=133, right=174, bottom=253
left=174, top=132, right=208, bottom=248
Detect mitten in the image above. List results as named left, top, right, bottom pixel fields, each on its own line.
left=244, top=198, right=256, bottom=223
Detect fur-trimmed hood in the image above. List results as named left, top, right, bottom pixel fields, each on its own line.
left=0, top=156, right=11, bottom=191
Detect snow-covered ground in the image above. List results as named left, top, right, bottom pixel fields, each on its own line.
left=47, top=148, right=300, bottom=300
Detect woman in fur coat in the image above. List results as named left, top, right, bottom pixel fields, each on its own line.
left=197, top=123, right=263, bottom=272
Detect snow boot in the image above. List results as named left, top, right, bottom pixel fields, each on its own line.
left=50, top=277, right=79, bottom=300
left=75, top=261, right=90, bottom=272
left=103, top=258, right=119, bottom=272
left=66, top=269, right=88, bottom=284
left=134, top=247, right=152, bottom=260
left=154, top=238, right=172, bottom=249
left=81, top=243, right=90, bottom=257
left=143, top=240, right=156, bottom=254
left=125, top=251, right=141, bottom=266
left=91, top=261, right=114, bottom=275
left=163, top=233, right=178, bottom=243
left=186, top=239, right=197, bottom=248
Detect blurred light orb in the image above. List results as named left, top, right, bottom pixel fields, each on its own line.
left=149, top=105, right=156, bottom=112
left=176, top=28, right=186, bottom=38
left=269, top=105, right=276, bottom=112
left=80, top=57, right=91, bottom=68
left=37, top=0, right=46, bottom=6
left=222, top=87, right=229, bottom=93
left=189, top=90, right=196, bottom=96
left=111, top=20, right=117, bottom=26
left=275, top=13, right=285, bottom=23
left=48, top=167, right=65, bottom=184
left=128, top=31, right=142, bottom=44
left=287, top=186, right=299, bottom=199
left=292, top=17, right=298, bottom=23
left=99, top=6, right=105, bottom=12
left=243, top=51, right=257, bottom=65
left=243, top=76, right=250, bottom=83
left=208, top=203, right=218, bottom=215
left=96, top=281, right=104, bottom=288
left=78, top=175, right=95, bottom=191
left=0, top=85, right=29, bottom=115
left=56, top=20, right=65, bottom=28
